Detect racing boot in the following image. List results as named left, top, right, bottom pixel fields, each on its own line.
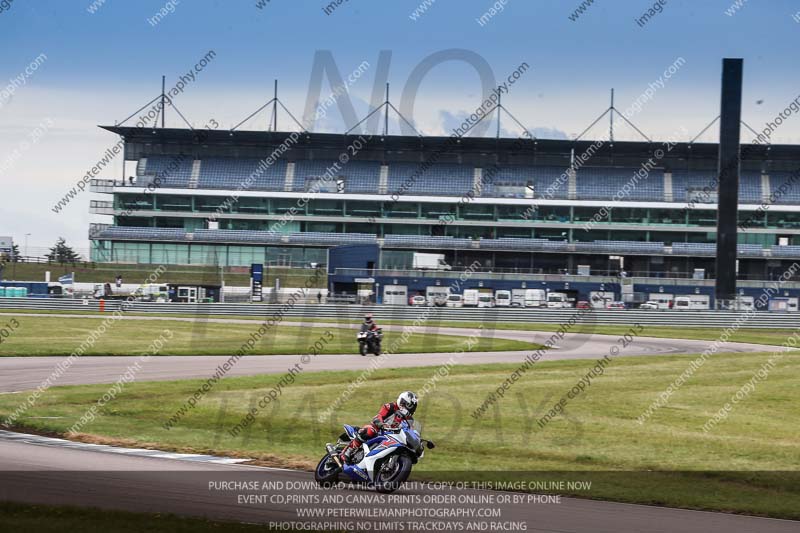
left=340, top=439, right=359, bottom=464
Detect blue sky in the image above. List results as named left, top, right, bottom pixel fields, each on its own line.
left=2, top=0, right=800, bottom=252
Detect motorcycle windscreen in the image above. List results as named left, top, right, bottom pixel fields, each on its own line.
left=404, top=429, right=421, bottom=453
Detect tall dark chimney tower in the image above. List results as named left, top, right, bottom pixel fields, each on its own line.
left=715, top=58, right=743, bottom=306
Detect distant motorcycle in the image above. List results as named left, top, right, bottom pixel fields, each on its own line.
left=357, top=328, right=382, bottom=356
left=315, top=420, right=435, bottom=493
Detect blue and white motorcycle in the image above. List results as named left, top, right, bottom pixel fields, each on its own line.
left=315, top=420, right=435, bottom=493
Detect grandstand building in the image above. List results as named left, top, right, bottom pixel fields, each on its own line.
left=89, top=127, right=800, bottom=283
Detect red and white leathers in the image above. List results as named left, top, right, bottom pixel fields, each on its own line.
left=341, top=402, right=413, bottom=463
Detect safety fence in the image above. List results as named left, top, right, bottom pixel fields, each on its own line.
left=0, top=298, right=797, bottom=328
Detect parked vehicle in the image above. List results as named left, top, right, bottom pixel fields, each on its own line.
left=524, top=289, right=547, bottom=308
left=768, top=297, right=799, bottom=312
left=357, top=328, right=383, bottom=356
left=477, top=294, right=495, bottom=308
left=734, top=296, right=754, bottom=311
left=383, top=285, right=408, bottom=306
left=576, top=300, right=591, bottom=309
left=92, top=283, right=136, bottom=301
left=463, top=289, right=480, bottom=307
left=315, top=419, right=435, bottom=494
left=639, top=300, right=660, bottom=310
left=412, top=253, right=451, bottom=271
left=511, top=289, right=526, bottom=307
left=606, top=301, right=626, bottom=309
left=589, top=291, right=615, bottom=309
left=409, top=295, right=426, bottom=306
left=445, top=294, right=463, bottom=308
left=92, top=284, right=106, bottom=299
left=426, top=286, right=450, bottom=307
left=133, top=283, right=169, bottom=302
left=673, top=295, right=710, bottom=310
left=494, top=290, right=511, bottom=307
left=547, top=292, right=571, bottom=308
left=647, top=294, right=674, bottom=309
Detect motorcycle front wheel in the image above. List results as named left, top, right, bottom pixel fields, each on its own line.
left=373, top=454, right=413, bottom=493
left=314, top=454, right=341, bottom=488
left=359, top=342, right=368, bottom=356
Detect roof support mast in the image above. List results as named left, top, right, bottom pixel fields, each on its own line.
left=272, top=79, right=278, bottom=131
left=346, top=82, right=421, bottom=136
left=229, top=78, right=307, bottom=133
left=574, top=89, right=650, bottom=142
left=496, top=91, right=502, bottom=139
left=610, top=88, right=614, bottom=142
left=161, top=75, right=166, bottom=128
left=384, top=83, right=389, bottom=136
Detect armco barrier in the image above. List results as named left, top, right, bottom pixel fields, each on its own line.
left=0, top=297, right=797, bottom=328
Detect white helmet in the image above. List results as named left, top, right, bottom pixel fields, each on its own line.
left=397, top=391, right=418, bottom=416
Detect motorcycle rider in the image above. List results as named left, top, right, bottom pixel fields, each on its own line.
left=340, top=391, right=418, bottom=464
left=360, top=313, right=376, bottom=332
left=359, top=313, right=381, bottom=355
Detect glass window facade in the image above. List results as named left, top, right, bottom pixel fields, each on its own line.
left=91, top=189, right=800, bottom=268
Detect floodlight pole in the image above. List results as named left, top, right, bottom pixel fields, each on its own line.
left=161, top=76, right=166, bottom=128
left=609, top=89, right=615, bottom=142
left=384, top=83, right=389, bottom=136
left=496, top=91, right=502, bottom=139
left=273, top=79, right=278, bottom=131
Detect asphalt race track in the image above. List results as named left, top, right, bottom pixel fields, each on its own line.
left=0, top=314, right=777, bottom=392
left=0, top=314, right=795, bottom=532
left=1, top=432, right=799, bottom=533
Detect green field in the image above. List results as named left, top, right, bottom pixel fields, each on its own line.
left=4, top=309, right=796, bottom=347
left=0, top=261, right=324, bottom=287
left=0, top=502, right=296, bottom=533
left=242, top=318, right=800, bottom=347
left=3, top=352, right=798, bottom=518
left=0, top=315, right=539, bottom=356
left=370, top=320, right=800, bottom=346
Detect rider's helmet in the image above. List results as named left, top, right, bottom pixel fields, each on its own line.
left=364, top=313, right=374, bottom=324
left=396, top=391, right=418, bottom=417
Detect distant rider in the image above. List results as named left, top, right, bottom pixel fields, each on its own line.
left=360, top=313, right=377, bottom=333
left=340, top=391, right=418, bottom=464
left=359, top=313, right=381, bottom=355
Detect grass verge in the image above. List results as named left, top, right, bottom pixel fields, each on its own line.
left=0, top=315, right=540, bottom=356
left=1, top=309, right=795, bottom=346
left=2, top=352, right=798, bottom=518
